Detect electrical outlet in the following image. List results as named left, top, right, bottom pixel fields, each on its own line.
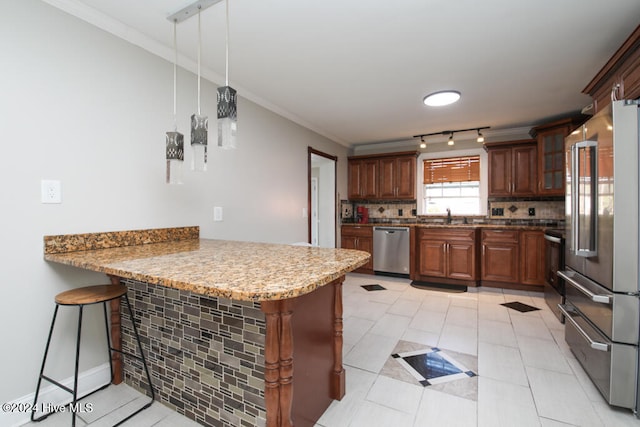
left=528, top=207, right=536, bottom=216
left=41, top=180, right=62, bottom=204
left=214, top=206, right=223, bottom=222
left=491, top=207, right=504, bottom=216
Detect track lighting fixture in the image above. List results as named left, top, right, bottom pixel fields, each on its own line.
left=413, top=126, right=490, bottom=148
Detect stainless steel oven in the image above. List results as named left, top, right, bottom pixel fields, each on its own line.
left=543, top=229, right=564, bottom=323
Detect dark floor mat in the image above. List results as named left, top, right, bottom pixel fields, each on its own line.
left=410, top=281, right=467, bottom=293
left=361, top=284, right=386, bottom=291
left=501, top=301, right=540, bottom=313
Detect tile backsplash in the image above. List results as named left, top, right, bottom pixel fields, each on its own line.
left=487, top=200, right=564, bottom=220
left=342, top=200, right=417, bottom=222
left=342, top=199, right=564, bottom=222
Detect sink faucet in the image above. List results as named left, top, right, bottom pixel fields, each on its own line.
left=446, top=208, right=452, bottom=224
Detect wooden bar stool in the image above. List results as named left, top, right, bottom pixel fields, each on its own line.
left=31, top=284, right=154, bottom=426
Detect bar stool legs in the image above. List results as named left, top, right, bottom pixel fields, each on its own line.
left=31, top=285, right=154, bottom=426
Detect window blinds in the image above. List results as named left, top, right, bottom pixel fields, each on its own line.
left=423, top=156, right=480, bottom=184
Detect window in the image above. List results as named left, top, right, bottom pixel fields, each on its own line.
left=423, top=156, right=481, bottom=215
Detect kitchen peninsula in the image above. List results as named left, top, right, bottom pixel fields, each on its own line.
left=43, top=226, right=370, bottom=427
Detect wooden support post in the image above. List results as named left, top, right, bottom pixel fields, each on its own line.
left=331, top=277, right=346, bottom=400
left=278, top=299, right=294, bottom=427
left=261, top=299, right=295, bottom=427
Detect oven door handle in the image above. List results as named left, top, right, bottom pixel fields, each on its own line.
left=544, top=234, right=562, bottom=244
left=558, top=304, right=610, bottom=352
left=558, top=271, right=611, bottom=304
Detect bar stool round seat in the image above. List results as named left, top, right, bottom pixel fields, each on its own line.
left=55, top=284, right=128, bottom=305
left=32, top=283, right=154, bottom=427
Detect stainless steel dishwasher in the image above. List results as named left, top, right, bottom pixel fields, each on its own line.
left=373, top=227, right=410, bottom=276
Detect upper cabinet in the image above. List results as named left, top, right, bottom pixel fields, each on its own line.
left=348, top=152, right=417, bottom=201
left=348, top=158, right=378, bottom=199
left=584, top=24, right=640, bottom=113
left=486, top=140, right=538, bottom=197
left=530, top=119, right=573, bottom=196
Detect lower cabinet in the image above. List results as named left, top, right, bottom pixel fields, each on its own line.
left=481, top=230, right=519, bottom=283
left=480, top=229, right=545, bottom=289
left=416, top=228, right=478, bottom=285
left=519, top=230, right=545, bottom=286
left=341, top=226, right=373, bottom=274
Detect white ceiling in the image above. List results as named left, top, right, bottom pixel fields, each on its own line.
left=43, top=0, right=640, bottom=147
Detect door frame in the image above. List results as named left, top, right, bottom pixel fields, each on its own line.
left=308, top=147, right=338, bottom=246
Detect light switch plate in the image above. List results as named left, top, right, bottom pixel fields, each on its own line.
left=214, top=206, right=223, bottom=222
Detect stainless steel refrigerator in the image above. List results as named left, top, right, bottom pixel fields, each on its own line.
left=558, top=100, right=640, bottom=413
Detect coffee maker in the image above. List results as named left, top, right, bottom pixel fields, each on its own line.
left=356, top=206, right=369, bottom=224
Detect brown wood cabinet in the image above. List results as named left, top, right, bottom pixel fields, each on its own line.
left=481, top=228, right=545, bottom=289
left=341, top=226, right=373, bottom=273
left=348, top=152, right=417, bottom=201
left=481, top=229, right=519, bottom=284
left=348, top=158, right=378, bottom=200
left=520, top=230, right=545, bottom=287
left=416, top=228, right=478, bottom=285
left=584, top=25, right=640, bottom=114
left=378, top=155, right=416, bottom=199
left=486, top=141, right=538, bottom=197
left=530, top=120, right=571, bottom=196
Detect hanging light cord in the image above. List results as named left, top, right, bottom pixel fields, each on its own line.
left=172, top=20, right=178, bottom=131
left=225, top=0, right=230, bottom=86
left=197, top=6, right=202, bottom=115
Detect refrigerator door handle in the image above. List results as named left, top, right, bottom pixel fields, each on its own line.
left=571, top=140, right=598, bottom=257
left=558, top=270, right=611, bottom=304
left=558, top=304, right=610, bottom=352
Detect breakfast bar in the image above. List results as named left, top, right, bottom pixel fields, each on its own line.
left=43, top=227, right=370, bottom=427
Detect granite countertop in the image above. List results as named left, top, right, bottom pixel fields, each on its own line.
left=44, top=227, right=370, bottom=302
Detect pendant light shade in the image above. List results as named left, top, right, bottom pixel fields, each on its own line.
left=190, top=8, right=208, bottom=171
left=166, top=20, right=184, bottom=184
left=217, top=86, right=237, bottom=149
left=166, top=131, right=184, bottom=183
left=217, top=0, right=237, bottom=149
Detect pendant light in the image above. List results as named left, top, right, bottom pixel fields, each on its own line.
left=217, top=0, right=237, bottom=149
left=190, top=6, right=208, bottom=171
left=476, top=129, right=485, bottom=143
left=448, top=132, right=455, bottom=146
left=166, top=20, right=184, bottom=184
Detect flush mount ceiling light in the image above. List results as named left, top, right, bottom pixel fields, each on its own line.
left=423, top=90, right=461, bottom=107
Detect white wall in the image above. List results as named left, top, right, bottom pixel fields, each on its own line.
left=0, top=0, right=348, bottom=405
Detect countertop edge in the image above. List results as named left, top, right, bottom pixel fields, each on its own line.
left=44, top=242, right=370, bottom=302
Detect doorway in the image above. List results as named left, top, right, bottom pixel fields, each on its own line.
left=308, top=147, right=337, bottom=247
